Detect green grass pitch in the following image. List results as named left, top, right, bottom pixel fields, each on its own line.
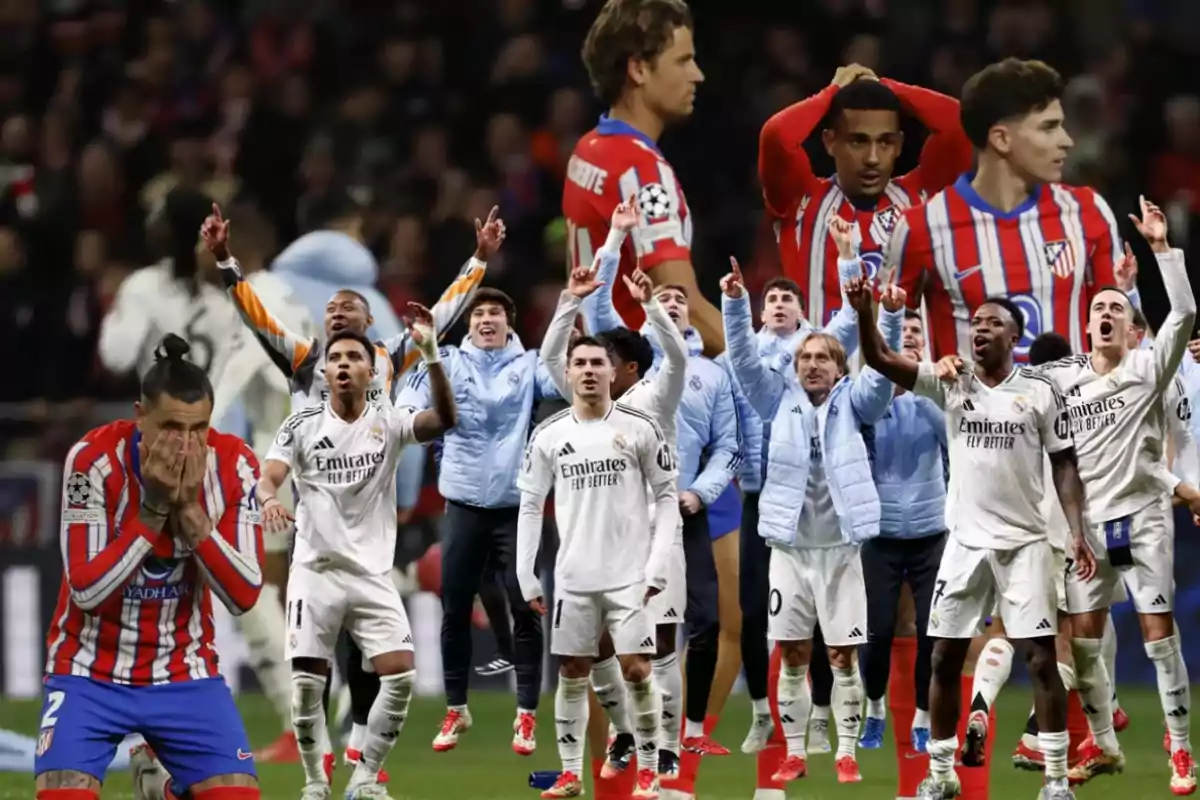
left=0, top=687, right=1185, bottom=799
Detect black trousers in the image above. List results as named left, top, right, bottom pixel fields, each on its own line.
left=738, top=492, right=771, bottom=700
left=441, top=500, right=543, bottom=710
left=861, top=532, right=947, bottom=709
left=682, top=509, right=720, bottom=722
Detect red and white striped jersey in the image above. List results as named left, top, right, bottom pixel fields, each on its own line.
left=563, top=115, right=692, bottom=330
left=888, top=174, right=1122, bottom=361
left=45, top=420, right=264, bottom=685
left=782, top=179, right=928, bottom=326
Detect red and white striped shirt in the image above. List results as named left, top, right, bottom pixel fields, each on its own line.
left=45, top=420, right=263, bottom=685
left=889, top=174, right=1122, bottom=361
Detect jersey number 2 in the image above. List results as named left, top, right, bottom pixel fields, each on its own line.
left=41, top=690, right=65, bottom=729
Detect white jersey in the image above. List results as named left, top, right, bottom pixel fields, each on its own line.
left=915, top=363, right=1072, bottom=549
left=98, top=261, right=245, bottom=381
left=267, top=401, right=417, bottom=574
left=1041, top=455, right=1069, bottom=550
left=517, top=403, right=678, bottom=594
left=1165, top=374, right=1200, bottom=488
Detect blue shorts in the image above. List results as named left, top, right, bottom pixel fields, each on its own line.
left=706, top=483, right=742, bottom=539
left=34, top=676, right=255, bottom=789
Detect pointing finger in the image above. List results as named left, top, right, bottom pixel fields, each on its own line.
left=212, top=202, right=223, bottom=222
left=486, top=205, right=499, bottom=225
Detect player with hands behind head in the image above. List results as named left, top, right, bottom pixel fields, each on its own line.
left=38, top=334, right=265, bottom=800
left=255, top=306, right=456, bottom=800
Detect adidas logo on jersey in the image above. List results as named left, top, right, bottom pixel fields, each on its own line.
left=848, top=627, right=864, bottom=639
left=1152, top=594, right=1167, bottom=607
left=663, top=608, right=679, bottom=619
left=402, top=633, right=413, bottom=644
left=558, top=442, right=576, bottom=457
left=1035, top=618, right=1052, bottom=631
left=640, top=637, right=654, bottom=648
left=314, top=436, right=335, bottom=451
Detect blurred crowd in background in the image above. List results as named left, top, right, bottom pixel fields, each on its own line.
left=4, top=0, right=1200, bottom=463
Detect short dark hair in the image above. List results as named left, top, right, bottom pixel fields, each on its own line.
left=903, top=308, right=922, bottom=321
left=467, top=287, right=517, bottom=324
left=761, top=277, right=804, bottom=306
left=1131, top=306, right=1148, bottom=330
left=1029, top=332, right=1072, bottom=365
left=568, top=334, right=611, bottom=361
left=331, top=288, right=371, bottom=313
left=828, top=79, right=901, bottom=123
left=597, top=327, right=654, bottom=377
left=1093, top=284, right=1135, bottom=311
left=654, top=283, right=688, bottom=298
left=980, top=295, right=1026, bottom=339
left=325, top=330, right=376, bottom=366
left=960, top=58, right=1064, bottom=150
left=141, top=334, right=214, bottom=405
left=582, top=0, right=694, bottom=107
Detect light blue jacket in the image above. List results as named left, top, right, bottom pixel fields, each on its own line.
left=727, top=257, right=864, bottom=493
left=872, top=392, right=947, bottom=538
left=582, top=269, right=741, bottom=507
left=724, top=291, right=901, bottom=547
left=396, top=334, right=559, bottom=509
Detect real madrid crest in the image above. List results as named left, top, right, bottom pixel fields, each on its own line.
left=612, top=433, right=627, bottom=451
left=1012, top=396, right=1028, bottom=413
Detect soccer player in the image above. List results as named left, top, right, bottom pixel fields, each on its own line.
left=565, top=0, right=722, bottom=355
left=721, top=229, right=903, bottom=786
left=583, top=220, right=742, bottom=760
left=759, top=63, right=971, bottom=323
left=37, top=335, right=264, bottom=800
left=888, top=58, right=1135, bottom=361
left=255, top=314, right=456, bottom=800
left=857, top=285, right=1093, bottom=800
left=517, top=336, right=681, bottom=799
left=859, top=306, right=948, bottom=754
left=543, top=201, right=688, bottom=790
left=724, top=270, right=861, bottom=758
left=1030, top=198, right=1198, bottom=793
left=202, top=203, right=499, bottom=775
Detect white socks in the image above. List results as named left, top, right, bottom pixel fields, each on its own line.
left=556, top=676, right=590, bottom=776
left=239, top=584, right=292, bottom=729
left=1101, top=613, right=1120, bottom=710
left=928, top=735, right=958, bottom=780
left=867, top=697, right=886, bottom=719
left=591, top=656, right=632, bottom=735
left=1040, top=729, right=1069, bottom=782
left=1147, top=635, right=1192, bottom=754
left=627, top=676, right=661, bottom=775
left=970, top=638, right=1014, bottom=713
left=777, top=664, right=811, bottom=758
left=652, top=653, right=683, bottom=756
left=292, top=671, right=329, bottom=786
left=1071, top=638, right=1119, bottom=754
left=831, top=665, right=863, bottom=759
left=348, top=723, right=367, bottom=754
left=349, top=671, right=414, bottom=786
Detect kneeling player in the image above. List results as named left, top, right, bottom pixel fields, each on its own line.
left=36, top=336, right=264, bottom=800
left=517, top=336, right=680, bottom=799
left=257, top=315, right=456, bottom=800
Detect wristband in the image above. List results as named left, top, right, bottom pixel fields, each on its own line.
left=262, top=496, right=281, bottom=510
left=421, top=347, right=441, bottom=365
left=141, top=500, right=170, bottom=518
left=468, top=256, right=486, bottom=272
left=216, top=257, right=238, bottom=270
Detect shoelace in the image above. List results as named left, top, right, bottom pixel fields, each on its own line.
left=517, top=714, right=535, bottom=738
left=440, top=710, right=463, bottom=734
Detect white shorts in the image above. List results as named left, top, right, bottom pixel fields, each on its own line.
left=645, top=539, right=686, bottom=626
left=550, top=582, right=655, bottom=657
left=1066, top=501, right=1172, bottom=614
left=767, top=544, right=867, bottom=647
left=1050, top=544, right=1068, bottom=614
left=285, top=565, right=413, bottom=663
left=929, top=537, right=1057, bottom=640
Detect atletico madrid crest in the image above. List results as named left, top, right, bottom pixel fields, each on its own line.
left=36, top=728, right=53, bottom=756
left=1042, top=239, right=1077, bottom=279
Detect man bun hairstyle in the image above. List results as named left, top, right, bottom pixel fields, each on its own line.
left=582, top=0, right=694, bottom=108
left=141, top=334, right=214, bottom=405
left=960, top=58, right=1064, bottom=150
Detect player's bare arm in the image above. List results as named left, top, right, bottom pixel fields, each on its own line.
left=406, top=302, right=458, bottom=442
left=256, top=459, right=295, bottom=534
left=852, top=276, right=919, bottom=390
left=201, top=203, right=314, bottom=376
left=1048, top=447, right=1096, bottom=581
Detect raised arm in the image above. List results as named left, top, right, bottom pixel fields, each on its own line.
left=882, top=79, right=972, bottom=192
left=540, top=292, right=581, bottom=398
left=720, top=261, right=786, bottom=421
left=580, top=234, right=627, bottom=334
left=645, top=292, right=688, bottom=415
left=202, top=205, right=315, bottom=378
left=638, top=420, right=681, bottom=593
left=822, top=255, right=866, bottom=355
left=855, top=277, right=921, bottom=391
left=850, top=297, right=905, bottom=423
left=59, top=438, right=164, bottom=611
left=402, top=306, right=458, bottom=442
left=182, top=442, right=264, bottom=616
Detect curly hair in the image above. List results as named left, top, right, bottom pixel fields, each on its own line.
left=581, top=0, right=693, bottom=107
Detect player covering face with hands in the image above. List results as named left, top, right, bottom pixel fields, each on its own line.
left=516, top=333, right=681, bottom=799
left=255, top=308, right=456, bottom=800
